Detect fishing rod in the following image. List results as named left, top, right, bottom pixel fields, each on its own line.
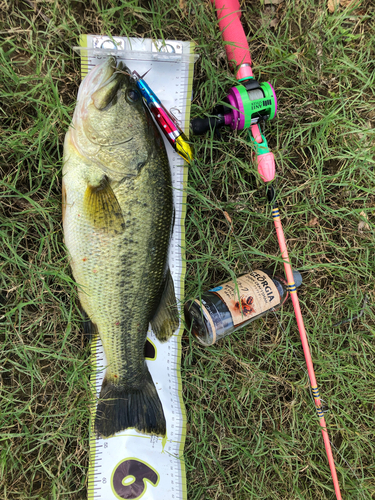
left=125, top=11, right=341, bottom=495
left=189, top=1, right=343, bottom=498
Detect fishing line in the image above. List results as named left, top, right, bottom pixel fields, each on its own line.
left=333, top=294, right=369, bottom=328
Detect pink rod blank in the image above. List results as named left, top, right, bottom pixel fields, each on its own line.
left=273, top=211, right=342, bottom=500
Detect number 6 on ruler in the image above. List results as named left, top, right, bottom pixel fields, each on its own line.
left=111, top=458, right=160, bottom=500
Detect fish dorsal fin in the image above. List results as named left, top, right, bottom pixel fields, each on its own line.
left=150, top=269, right=179, bottom=342
left=83, top=176, right=125, bottom=233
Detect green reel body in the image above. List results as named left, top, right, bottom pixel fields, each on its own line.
left=225, top=78, right=277, bottom=130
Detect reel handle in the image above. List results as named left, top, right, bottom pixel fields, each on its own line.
left=211, top=0, right=253, bottom=79
left=190, top=106, right=226, bottom=135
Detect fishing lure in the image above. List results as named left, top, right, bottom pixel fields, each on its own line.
left=132, top=70, right=193, bottom=164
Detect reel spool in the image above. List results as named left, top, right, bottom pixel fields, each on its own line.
left=191, top=78, right=277, bottom=135
left=225, top=78, right=277, bottom=130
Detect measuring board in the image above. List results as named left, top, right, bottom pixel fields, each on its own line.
left=74, top=36, right=197, bottom=500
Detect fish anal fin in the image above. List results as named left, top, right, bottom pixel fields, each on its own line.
left=80, top=306, right=98, bottom=343
left=151, top=269, right=179, bottom=343
left=83, top=176, right=125, bottom=233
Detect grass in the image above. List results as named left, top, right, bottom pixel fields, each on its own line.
left=1, top=0, right=375, bottom=498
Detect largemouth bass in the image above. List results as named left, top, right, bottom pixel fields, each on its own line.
left=62, top=58, right=178, bottom=438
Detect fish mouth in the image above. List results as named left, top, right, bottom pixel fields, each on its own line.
left=71, top=58, right=144, bottom=178
left=78, top=58, right=133, bottom=104
left=78, top=58, right=134, bottom=149
left=77, top=57, right=116, bottom=102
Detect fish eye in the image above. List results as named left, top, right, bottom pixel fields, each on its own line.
left=125, top=89, right=140, bottom=103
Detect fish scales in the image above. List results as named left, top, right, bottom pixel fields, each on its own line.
left=63, top=58, right=179, bottom=438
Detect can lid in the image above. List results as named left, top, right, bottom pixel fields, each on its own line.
left=184, top=300, right=214, bottom=346
left=293, top=270, right=303, bottom=288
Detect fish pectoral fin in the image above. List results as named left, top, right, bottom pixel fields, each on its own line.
left=83, top=176, right=125, bottom=233
left=150, top=269, right=179, bottom=342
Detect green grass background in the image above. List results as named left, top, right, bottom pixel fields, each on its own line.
left=1, top=0, right=375, bottom=499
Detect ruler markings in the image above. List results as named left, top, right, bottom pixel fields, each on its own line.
left=84, top=36, right=192, bottom=500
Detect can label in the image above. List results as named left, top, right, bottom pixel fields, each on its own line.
left=210, top=270, right=280, bottom=326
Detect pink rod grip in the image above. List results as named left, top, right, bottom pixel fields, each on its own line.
left=257, top=153, right=275, bottom=183
left=211, top=0, right=252, bottom=75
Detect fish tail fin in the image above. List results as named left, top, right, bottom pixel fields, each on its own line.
left=94, top=369, right=166, bottom=438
